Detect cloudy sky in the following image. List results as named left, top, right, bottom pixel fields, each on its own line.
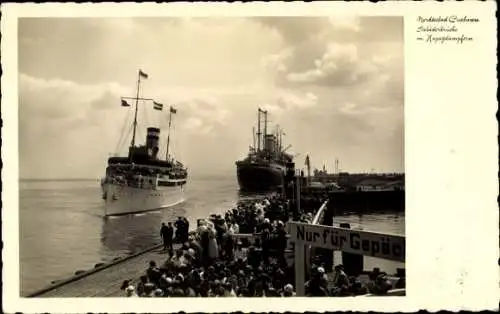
left=18, top=16, right=403, bottom=179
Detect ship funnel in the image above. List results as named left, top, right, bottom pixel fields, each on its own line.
left=146, top=127, right=160, bottom=159
left=264, top=134, right=276, bottom=155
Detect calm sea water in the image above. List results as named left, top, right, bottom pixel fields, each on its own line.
left=19, top=176, right=405, bottom=296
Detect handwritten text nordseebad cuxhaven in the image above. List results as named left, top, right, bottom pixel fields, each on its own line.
left=416, top=15, right=479, bottom=44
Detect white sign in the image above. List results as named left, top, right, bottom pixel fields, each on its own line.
left=288, top=222, right=405, bottom=262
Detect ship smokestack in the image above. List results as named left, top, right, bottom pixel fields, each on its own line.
left=264, top=134, right=276, bottom=155
left=146, top=127, right=160, bottom=159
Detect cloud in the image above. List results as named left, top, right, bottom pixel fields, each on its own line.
left=253, top=17, right=331, bottom=44
left=277, top=91, right=318, bottom=110
left=18, top=74, right=134, bottom=178
left=285, top=43, right=379, bottom=87
left=19, top=74, right=124, bottom=123
left=339, top=102, right=364, bottom=115
left=180, top=104, right=225, bottom=135
left=183, top=116, right=203, bottom=130
left=261, top=47, right=294, bottom=74
left=255, top=16, right=403, bottom=91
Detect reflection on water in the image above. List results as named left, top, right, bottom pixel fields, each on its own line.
left=99, top=188, right=270, bottom=255
left=100, top=203, right=186, bottom=254
left=332, top=212, right=405, bottom=274
left=333, top=212, right=405, bottom=235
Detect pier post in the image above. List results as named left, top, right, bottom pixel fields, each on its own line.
left=339, top=223, right=364, bottom=276
left=296, top=173, right=301, bottom=216
left=294, top=243, right=305, bottom=296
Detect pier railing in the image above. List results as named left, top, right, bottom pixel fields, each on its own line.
left=304, top=199, right=329, bottom=272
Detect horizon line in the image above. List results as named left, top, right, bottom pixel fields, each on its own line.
left=19, top=171, right=405, bottom=181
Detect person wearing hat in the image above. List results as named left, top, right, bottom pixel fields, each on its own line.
left=223, top=281, right=237, bottom=297
left=317, top=266, right=330, bottom=294
left=275, top=220, right=288, bottom=268
left=207, top=225, right=219, bottom=265
left=175, top=273, right=185, bottom=284
left=147, top=260, right=161, bottom=285
left=153, top=288, right=164, bottom=297
left=166, top=277, right=173, bottom=286
left=333, top=264, right=348, bottom=288
left=143, top=282, right=156, bottom=297
left=125, top=285, right=138, bottom=297
left=305, top=266, right=328, bottom=296
left=174, top=217, right=184, bottom=242
left=120, top=279, right=131, bottom=290
left=223, top=226, right=235, bottom=261
left=136, top=275, right=148, bottom=297
left=173, top=288, right=185, bottom=297
left=231, top=220, right=240, bottom=235
left=160, top=222, right=174, bottom=255
left=182, top=217, right=190, bottom=243
left=165, top=286, right=175, bottom=297
left=260, top=223, right=272, bottom=265
left=282, top=283, right=295, bottom=297
left=373, top=273, right=392, bottom=295
left=188, top=235, right=202, bottom=262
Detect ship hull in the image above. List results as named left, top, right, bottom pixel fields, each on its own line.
left=236, top=163, right=285, bottom=192
left=101, top=183, right=185, bottom=216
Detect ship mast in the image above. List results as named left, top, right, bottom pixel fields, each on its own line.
left=130, top=70, right=143, bottom=148
left=279, top=129, right=283, bottom=152
left=166, top=106, right=177, bottom=160
left=275, top=125, right=280, bottom=158
left=257, top=108, right=262, bottom=152
left=252, top=126, right=256, bottom=152
left=263, top=110, right=268, bottom=144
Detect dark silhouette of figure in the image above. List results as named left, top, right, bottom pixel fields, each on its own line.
left=275, top=222, right=288, bottom=268
left=175, top=217, right=183, bottom=242
left=160, top=222, right=174, bottom=255
left=261, top=227, right=271, bottom=265
left=182, top=217, right=190, bottom=243
left=200, top=228, right=211, bottom=268
left=146, top=260, right=161, bottom=286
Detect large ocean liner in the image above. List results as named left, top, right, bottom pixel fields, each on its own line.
left=101, top=70, right=187, bottom=216
left=235, top=108, right=294, bottom=192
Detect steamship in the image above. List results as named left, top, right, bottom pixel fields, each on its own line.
left=236, top=108, right=294, bottom=192
left=100, top=70, right=187, bottom=216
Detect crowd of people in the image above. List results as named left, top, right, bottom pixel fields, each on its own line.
left=120, top=196, right=404, bottom=297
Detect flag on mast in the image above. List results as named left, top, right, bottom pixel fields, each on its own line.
left=170, top=106, right=177, bottom=114
left=121, top=99, right=130, bottom=107
left=139, top=70, right=148, bottom=79
left=153, top=101, right=163, bottom=111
